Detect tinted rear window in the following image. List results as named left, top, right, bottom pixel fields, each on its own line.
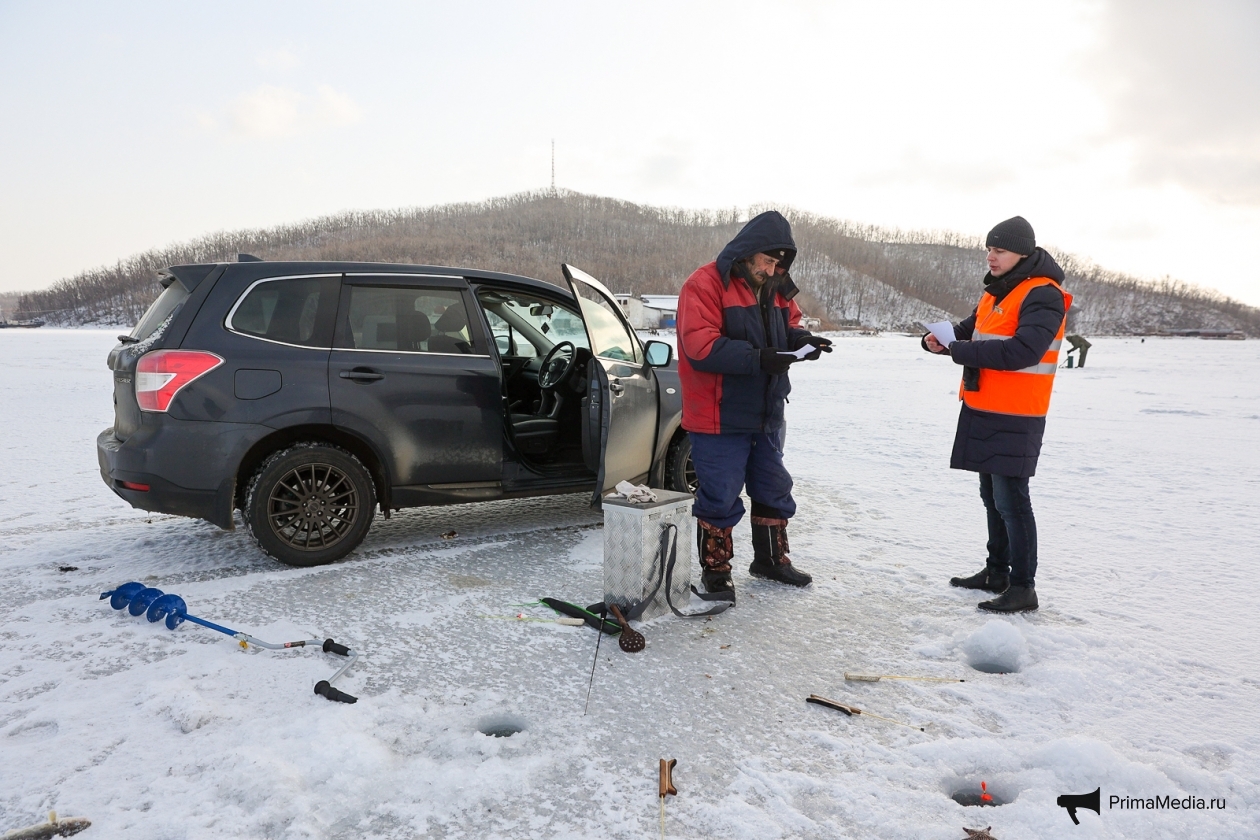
left=339, top=286, right=475, bottom=354
left=229, top=277, right=338, bottom=347
left=130, top=281, right=190, bottom=342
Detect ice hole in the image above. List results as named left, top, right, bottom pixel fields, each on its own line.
left=961, top=619, right=1026, bottom=674
left=477, top=715, right=526, bottom=738
left=948, top=779, right=1016, bottom=807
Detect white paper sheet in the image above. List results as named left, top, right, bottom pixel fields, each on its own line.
left=777, top=345, right=815, bottom=360
left=919, top=320, right=956, bottom=348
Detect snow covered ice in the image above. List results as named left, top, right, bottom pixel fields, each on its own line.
left=1, top=328, right=1258, bottom=839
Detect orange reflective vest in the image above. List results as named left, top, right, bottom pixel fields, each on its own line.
left=960, top=277, right=1073, bottom=417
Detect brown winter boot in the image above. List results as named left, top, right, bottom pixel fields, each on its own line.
left=697, top=520, right=735, bottom=594
left=749, top=516, right=813, bottom=587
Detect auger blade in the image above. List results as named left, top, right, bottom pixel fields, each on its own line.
left=146, top=593, right=188, bottom=629
left=127, top=587, right=165, bottom=616
left=101, top=581, right=146, bottom=611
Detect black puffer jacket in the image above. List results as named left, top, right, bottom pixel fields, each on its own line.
left=936, top=248, right=1067, bottom=477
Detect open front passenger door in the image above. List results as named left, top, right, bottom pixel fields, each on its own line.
left=562, top=265, right=659, bottom=506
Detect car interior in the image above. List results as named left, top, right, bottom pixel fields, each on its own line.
left=475, top=286, right=596, bottom=472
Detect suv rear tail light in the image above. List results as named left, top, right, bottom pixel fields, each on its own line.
left=136, top=350, right=224, bottom=412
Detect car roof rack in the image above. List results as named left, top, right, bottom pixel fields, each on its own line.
left=237, top=253, right=263, bottom=262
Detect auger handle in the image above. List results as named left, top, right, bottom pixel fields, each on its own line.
left=314, top=680, right=358, bottom=703
left=323, top=638, right=351, bottom=656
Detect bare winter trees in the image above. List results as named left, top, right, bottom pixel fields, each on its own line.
left=17, top=191, right=1260, bottom=337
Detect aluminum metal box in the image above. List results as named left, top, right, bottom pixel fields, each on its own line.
left=602, top=489, right=694, bottom=621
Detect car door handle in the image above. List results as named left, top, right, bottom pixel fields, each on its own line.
left=608, top=381, right=625, bottom=395
left=339, top=369, right=385, bottom=382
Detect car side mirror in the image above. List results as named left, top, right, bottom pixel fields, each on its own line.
left=644, top=340, right=673, bottom=367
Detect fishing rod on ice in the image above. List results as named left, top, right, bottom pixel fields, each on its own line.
left=100, top=581, right=360, bottom=703
left=583, top=602, right=609, bottom=715
left=659, top=758, right=677, bottom=840
left=806, top=694, right=926, bottom=731
left=845, top=672, right=965, bottom=683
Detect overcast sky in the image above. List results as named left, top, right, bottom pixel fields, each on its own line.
left=2, top=0, right=1258, bottom=305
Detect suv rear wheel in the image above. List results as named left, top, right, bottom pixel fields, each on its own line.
left=244, top=444, right=376, bottom=567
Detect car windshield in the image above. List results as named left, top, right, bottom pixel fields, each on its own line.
left=476, top=290, right=588, bottom=358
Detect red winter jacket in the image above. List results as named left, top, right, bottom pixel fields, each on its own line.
left=677, top=261, right=807, bottom=434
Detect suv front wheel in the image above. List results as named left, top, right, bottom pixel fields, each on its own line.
left=665, top=434, right=698, bottom=495
left=244, top=444, right=376, bottom=567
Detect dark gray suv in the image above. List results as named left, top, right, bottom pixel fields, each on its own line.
left=98, top=259, right=694, bottom=566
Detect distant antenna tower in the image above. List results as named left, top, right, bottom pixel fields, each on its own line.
left=550, top=139, right=556, bottom=196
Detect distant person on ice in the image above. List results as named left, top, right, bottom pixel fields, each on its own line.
left=923, top=216, right=1072, bottom=613
left=676, top=210, right=833, bottom=596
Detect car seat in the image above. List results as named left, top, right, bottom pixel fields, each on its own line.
left=427, top=306, right=473, bottom=354
left=360, top=316, right=398, bottom=349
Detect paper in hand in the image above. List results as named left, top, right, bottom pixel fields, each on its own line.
left=777, top=345, right=815, bottom=360
left=919, top=320, right=956, bottom=348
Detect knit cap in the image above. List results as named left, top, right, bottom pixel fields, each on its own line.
left=986, top=216, right=1035, bottom=255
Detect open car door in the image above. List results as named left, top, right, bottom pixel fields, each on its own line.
left=562, top=265, right=659, bottom=506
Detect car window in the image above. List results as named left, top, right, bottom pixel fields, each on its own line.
left=483, top=309, right=537, bottom=358
left=229, top=277, right=338, bottom=347
left=571, top=286, right=640, bottom=362
left=475, top=289, right=588, bottom=358
left=131, top=280, right=190, bottom=342
left=339, top=286, right=474, bottom=353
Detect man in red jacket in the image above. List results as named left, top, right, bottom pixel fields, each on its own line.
left=676, top=211, right=832, bottom=596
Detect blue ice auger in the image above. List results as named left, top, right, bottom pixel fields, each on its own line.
left=100, top=581, right=360, bottom=703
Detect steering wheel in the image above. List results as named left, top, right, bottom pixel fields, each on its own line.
left=538, top=341, right=577, bottom=390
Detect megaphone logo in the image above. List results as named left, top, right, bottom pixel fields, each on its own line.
left=1056, top=787, right=1101, bottom=825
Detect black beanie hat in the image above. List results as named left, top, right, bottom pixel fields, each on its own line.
left=986, top=216, right=1035, bottom=256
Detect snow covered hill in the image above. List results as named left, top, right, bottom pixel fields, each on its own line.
left=17, top=192, right=1260, bottom=337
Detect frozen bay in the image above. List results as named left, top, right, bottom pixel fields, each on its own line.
left=1, top=328, right=1257, bottom=838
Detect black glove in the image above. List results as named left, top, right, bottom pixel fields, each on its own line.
left=792, top=334, right=833, bottom=361
left=759, top=347, right=795, bottom=375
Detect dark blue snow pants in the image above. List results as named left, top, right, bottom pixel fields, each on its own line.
left=980, top=473, right=1038, bottom=587
left=688, top=430, right=796, bottom=529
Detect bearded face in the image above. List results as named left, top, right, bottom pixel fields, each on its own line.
left=741, top=252, right=782, bottom=288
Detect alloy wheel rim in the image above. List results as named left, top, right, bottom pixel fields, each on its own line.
left=267, top=462, right=359, bottom=550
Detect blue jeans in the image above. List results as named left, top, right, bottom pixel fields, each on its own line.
left=979, top=473, right=1037, bottom=587
left=688, top=430, right=796, bottom=529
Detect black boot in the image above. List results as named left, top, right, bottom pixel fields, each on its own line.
left=950, top=568, right=1009, bottom=593
left=748, top=515, right=812, bottom=587
left=978, top=585, right=1038, bottom=613
left=697, top=520, right=735, bottom=594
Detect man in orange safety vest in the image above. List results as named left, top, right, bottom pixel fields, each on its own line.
left=924, top=216, right=1072, bottom=613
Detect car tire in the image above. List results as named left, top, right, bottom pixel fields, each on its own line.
left=665, top=433, right=698, bottom=495
left=244, top=443, right=376, bottom=567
